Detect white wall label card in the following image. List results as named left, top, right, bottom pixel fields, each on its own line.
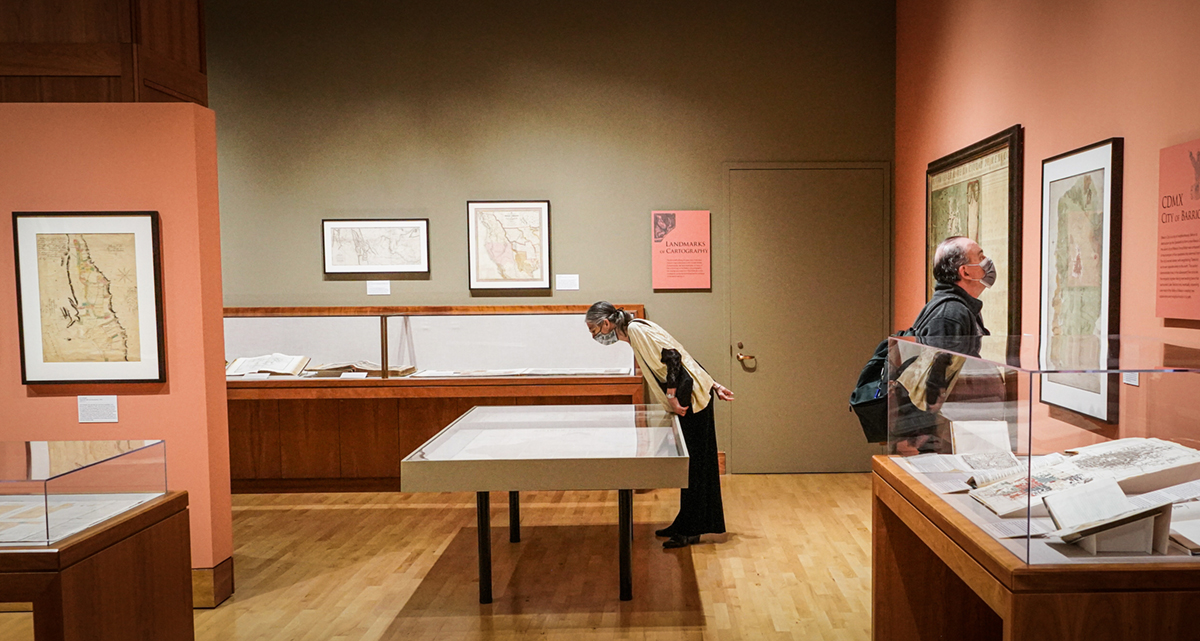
left=340, top=371, right=369, bottom=379
left=78, top=396, right=118, bottom=423
left=367, top=280, right=391, bottom=296
left=1122, top=372, right=1140, bottom=386
left=555, top=274, right=580, bottom=290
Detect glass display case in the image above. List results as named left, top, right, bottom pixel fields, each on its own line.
left=224, top=307, right=636, bottom=379
left=0, top=440, right=167, bottom=545
left=887, top=334, right=1200, bottom=564
left=401, top=404, right=687, bottom=493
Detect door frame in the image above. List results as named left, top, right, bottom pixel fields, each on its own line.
left=722, top=161, right=893, bottom=473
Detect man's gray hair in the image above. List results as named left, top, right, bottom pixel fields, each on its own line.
left=933, top=236, right=970, bottom=284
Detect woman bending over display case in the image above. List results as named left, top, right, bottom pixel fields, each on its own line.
left=585, top=301, right=735, bottom=549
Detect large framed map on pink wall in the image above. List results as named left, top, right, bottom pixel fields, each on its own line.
left=1038, top=139, right=1124, bottom=423
left=12, top=211, right=166, bottom=384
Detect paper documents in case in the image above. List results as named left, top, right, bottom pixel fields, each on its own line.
left=226, top=353, right=311, bottom=376
left=969, top=438, right=1200, bottom=517
left=306, top=360, right=416, bottom=377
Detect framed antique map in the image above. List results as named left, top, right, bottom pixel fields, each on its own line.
left=467, top=201, right=550, bottom=290
left=927, top=125, right=1024, bottom=338
left=322, top=218, right=429, bottom=275
left=1039, top=138, right=1124, bottom=422
left=12, top=212, right=166, bottom=384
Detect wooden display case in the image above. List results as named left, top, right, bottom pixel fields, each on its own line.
left=225, top=305, right=646, bottom=493
left=0, top=492, right=193, bottom=641
left=873, top=456, right=1200, bottom=641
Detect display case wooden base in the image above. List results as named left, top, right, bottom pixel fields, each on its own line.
left=873, top=456, right=1200, bottom=641
left=0, top=492, right=193, bottom=641
left=227, top=376, right=644, bottom=493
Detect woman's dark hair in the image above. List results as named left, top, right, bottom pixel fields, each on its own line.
left=586, top=301, right=632, bottom=333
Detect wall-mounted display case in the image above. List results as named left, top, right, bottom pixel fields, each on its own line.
left=223, top=305, right=647, bottom=493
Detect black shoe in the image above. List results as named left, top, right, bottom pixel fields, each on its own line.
left=655, top=526, right=677, bottom=538
left=663, top=534, right=700, bottom=549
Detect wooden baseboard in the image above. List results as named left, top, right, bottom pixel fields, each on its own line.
left=192, top=556, right=235, bottom=608
left=232, top=477, right=401, bottom=494
left=718, top=451, right=727, bottom=475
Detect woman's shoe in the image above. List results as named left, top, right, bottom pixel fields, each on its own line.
left=663, top=534, right=700, bottom=549
left=655, top=526, right=677, bottom=538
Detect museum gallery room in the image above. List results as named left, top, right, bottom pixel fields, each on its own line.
left=4, top=0, right=1200, bottom=639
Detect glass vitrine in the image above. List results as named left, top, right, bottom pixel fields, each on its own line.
left=0, top=440, right=167, bottom=545
left=888, top=334, right=1200, bottom=564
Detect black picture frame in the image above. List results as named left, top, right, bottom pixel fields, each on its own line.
left=321, top=218, right=431, bottom=279
left=466, top=200, right=552, bottom=293
left=926, top=125, right=1025, bottom=338
left=1038, top=138, right=1124, bottom=423
left=12, top=211, right=166, bottom=384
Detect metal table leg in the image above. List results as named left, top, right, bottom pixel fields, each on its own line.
left=477, top=491, right=492, bottom=604
left=618, top=489, right=633, bottom=601
left=509, top=491, right=521, bottom=542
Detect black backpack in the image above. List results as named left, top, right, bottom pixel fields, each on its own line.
left=849, top=298, right=954, bottom=443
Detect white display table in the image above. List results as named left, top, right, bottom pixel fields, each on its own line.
left=401, top=404, right=689, bottom=603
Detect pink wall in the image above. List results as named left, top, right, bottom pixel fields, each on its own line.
left=0, top=103, right=232, bottom=569
left=896, top=0, right=1200, bottom=444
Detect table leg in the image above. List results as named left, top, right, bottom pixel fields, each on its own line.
left=618, top=489, right=633, bottom=601
left=477, top=491, right=492, bottom=604
left=509, top=491, right=521, bottom=543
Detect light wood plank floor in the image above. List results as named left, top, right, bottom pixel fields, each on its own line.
left=0, top=474, right=872, bottom=641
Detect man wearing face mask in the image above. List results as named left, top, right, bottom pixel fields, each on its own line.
left=585, top=301, right=734, bottom=549
left=891, top=236, right=994, bottom=453
left=919, top=235, right=993, bottom=355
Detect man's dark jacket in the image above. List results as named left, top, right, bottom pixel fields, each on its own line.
left=913, top=281, right=990, bottom=356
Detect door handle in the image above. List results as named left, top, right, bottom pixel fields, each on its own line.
left=736, top=353, right=756, bottom=361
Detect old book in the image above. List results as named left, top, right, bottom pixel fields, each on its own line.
left=226, top=353, right=311, bottom=377
left=969, top=438, right=1200, bottom=517
left=306, top=361, right=416, bottom=377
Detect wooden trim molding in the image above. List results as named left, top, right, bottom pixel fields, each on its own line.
left=224, top=304, right=646, bottom=318
left=191, top=556, right=234, bottom=608
left=0, top=43, right=124, bottom=76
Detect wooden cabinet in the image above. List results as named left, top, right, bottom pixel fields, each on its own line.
left=228, top=376, right=646, bottom=493
left=0, top=0, right=207, bottom=104
left=0, top=492, right=194, bottom=641
left=873, top=455, right=1200, bottom=641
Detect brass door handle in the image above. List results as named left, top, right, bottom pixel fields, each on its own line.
left=736, top=353, right=756, bottom=361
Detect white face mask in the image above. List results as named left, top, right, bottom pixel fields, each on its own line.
left=593, top=329, right=619, bottom=346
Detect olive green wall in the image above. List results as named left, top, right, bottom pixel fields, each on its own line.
left=206, top=0, right=895, bottom=449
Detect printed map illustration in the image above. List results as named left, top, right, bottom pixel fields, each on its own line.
left=474, top=206, right=544, bottom=283
left=36, top=233, right=140, bottom=363
left=1046, top=170, right=1105, bottom=393
left=328, top=226, right=424, bottom=268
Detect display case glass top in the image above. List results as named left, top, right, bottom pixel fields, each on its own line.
left=887, top=334, right=1200, bottom=565
left=0, top=440, right=167, bottom=546
left=401, top=404, right=687, bottom=493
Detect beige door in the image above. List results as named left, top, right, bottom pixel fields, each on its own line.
left=728, top=164, right=889, bottom=473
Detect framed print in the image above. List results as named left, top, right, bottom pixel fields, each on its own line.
left=467, top=200, right=550, bottom=290
left=13, top=212, right=166, bottom=384
left=322, top=218, right=430, bottom=274
left=927, top=125, right=1024, bottom=339
left=1039, top=138, right=1124, bottom=422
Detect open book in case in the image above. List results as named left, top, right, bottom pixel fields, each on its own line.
left=886, top=334, right=1200, bottom=564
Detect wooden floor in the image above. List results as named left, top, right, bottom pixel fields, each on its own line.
left=0, top=474, right=872, bottom=641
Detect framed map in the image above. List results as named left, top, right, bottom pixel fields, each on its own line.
left=467, top=201, right=550, bottom=290
left=1039, top=138, right=1124, bottom=423
left=927, top=125, right=1024, bottom=340
left=322, top=219, right=429, bottom=275
left=12, top=212, right=165, bottom=384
